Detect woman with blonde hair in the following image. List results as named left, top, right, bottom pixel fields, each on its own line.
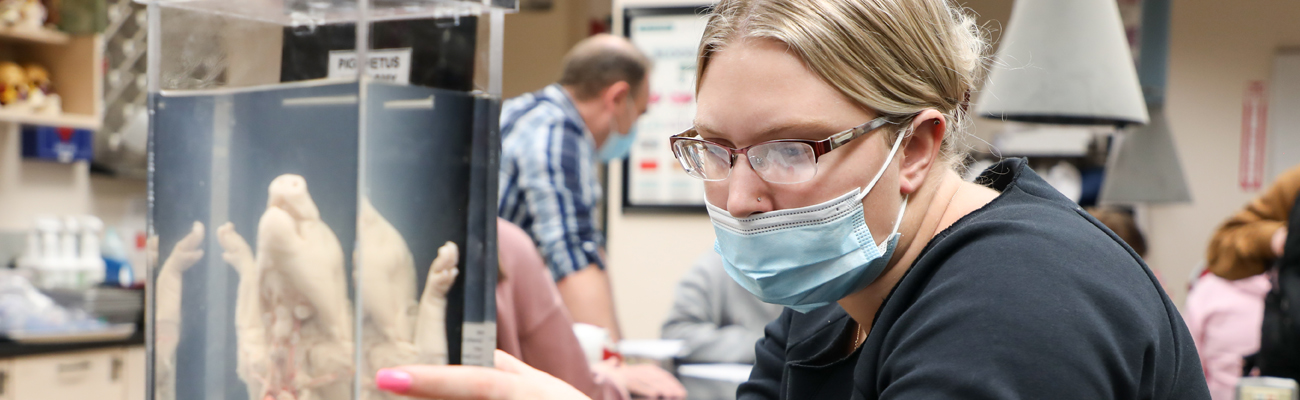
left=373, top=0, right=1210, bottom=398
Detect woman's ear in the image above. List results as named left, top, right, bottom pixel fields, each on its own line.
left=898, top=109, right=946, bottom=195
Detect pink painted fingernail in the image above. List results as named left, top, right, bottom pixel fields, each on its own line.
left=376, top=369, right=413, bottom=393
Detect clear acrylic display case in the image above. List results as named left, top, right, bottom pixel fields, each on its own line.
left=142, top=0, right=513, bottom=399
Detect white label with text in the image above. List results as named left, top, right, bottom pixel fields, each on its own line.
left=328, top=48, right=413, bottom=84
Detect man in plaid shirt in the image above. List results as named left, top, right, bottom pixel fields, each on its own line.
left=498, top=34, right=650, bottom=343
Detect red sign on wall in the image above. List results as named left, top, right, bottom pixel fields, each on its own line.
left=1241, top=81, right=1268, bottom=192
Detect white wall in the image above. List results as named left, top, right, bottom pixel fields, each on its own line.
left=1268, top=51, right=1300, bottom=185
left=605, top=163, right=715, bottom=340
left=0, top=125, right=146, bottom=232
left=1147, top=0, right=1300, bottom=304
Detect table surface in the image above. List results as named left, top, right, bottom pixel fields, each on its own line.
left=0, top=325, right=145, bottom=358
left=680, top=375, right=741, bottom=400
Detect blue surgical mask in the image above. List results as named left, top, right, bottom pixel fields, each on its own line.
left=598, top=125, right=637, bottom=161
left=707, top=131, right=908, bottom=313
left=598, top=95, right=639, bottom=161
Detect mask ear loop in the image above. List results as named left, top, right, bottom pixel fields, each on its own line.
left=889, top=196, right=908, bottom=235
left=854, top=128, right=910, bottom=203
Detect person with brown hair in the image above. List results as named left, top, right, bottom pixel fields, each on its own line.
left=1086, top=206, right=1147, bottom=258
left=1206, top=165, right=1300, bottom=280
left=1202, top=164, right=1300, bottom=385
left=497, top=34, right=651, bottom=343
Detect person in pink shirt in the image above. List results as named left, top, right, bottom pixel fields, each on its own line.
left=1185, top=269, right=1271, bottom=400
left=496, top=218, right=686, bottom=400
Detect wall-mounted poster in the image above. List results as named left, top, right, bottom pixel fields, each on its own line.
left=623, top=8, right=710, bottom=211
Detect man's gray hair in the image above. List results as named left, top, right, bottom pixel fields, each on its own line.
left=559, top=34, right=652, bottom=100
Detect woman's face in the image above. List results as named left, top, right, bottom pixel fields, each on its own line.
left=695, top=38, right=905, bottom=236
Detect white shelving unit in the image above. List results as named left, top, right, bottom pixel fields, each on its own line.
left=0, top=27, right=103, bottom=130
left=0, top=25, right=106, bottom=230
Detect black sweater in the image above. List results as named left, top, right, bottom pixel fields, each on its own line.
left=739, top=158, right=1210, bottom=400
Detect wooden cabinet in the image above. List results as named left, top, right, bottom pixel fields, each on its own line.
left=0, top=358, right=13, bottom=400
left=0, top=345, right=146, bottom=400
left=7, top=348, right=127, bottom=400
left=124, top=346, right=144, bottom=400
left=0, top=28, right=102, bottom=130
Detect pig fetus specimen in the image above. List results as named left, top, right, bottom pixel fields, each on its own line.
left=151, top=222, right=206, bottom=400
left=219, top=175, right=353, bottom=400
left=356, top=199, right=458, bottom=400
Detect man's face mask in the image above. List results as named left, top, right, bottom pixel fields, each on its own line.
left=598, top=93, right=639, bottom=162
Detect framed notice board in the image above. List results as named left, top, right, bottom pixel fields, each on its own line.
left=621, top=6, right=711, bottom=212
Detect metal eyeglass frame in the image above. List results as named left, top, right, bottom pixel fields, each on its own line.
left=668, top=116, right=894, bottom=182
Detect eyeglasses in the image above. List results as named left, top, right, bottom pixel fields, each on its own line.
left=669, top=117, right=893, bottom=184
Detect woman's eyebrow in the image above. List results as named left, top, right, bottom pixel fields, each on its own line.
left=692, top=123, right=736, bottom=146
left=751, top=120, right=843, bottom=141
left=693, top=119, right=843, bottom=146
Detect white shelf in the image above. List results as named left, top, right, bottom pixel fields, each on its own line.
left=0, top=110, right=99, bottom=129
left=0, top=27, right=70, bottom=45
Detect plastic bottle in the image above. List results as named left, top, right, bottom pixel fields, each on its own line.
left=34, top=216, right=62, bottom=289
left=101, top=227, right=133, bottom=287
left=60, top=216, right=82, bottom=289
left=79, top=216, right=106, bottom=287
left=15, top=230, right=40, bottom=270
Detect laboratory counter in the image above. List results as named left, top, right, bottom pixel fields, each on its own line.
left=0, top=328, right=144, bottom=359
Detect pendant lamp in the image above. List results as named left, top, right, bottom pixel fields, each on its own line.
left=1097, top=0, right=1192, bottom=204
left=976, top=0, right=1148, bottom=126
left=1099, top=106, right=1192, bottom=203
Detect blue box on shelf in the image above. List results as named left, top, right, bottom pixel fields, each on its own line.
left=21, top=125, right=93, bottom=163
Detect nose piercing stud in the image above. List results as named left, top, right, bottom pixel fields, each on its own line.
left=757, top=197, right=762, bottom=202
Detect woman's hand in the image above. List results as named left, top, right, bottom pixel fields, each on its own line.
left=619, top=364, right=688, bottom=399
left=376, top=350, right=592, bottom=400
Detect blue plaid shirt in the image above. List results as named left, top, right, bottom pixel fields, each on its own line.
left=498, top=84, right=604, bottom=281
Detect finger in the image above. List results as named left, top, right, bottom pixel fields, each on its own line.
left=625, top=378, right=661, bottom=398
left=657, top=372, right=686, bottom=394
left=630, top=368, right=684, bottom=398
left=649, top=380, right=680, bottom=398
left=667, top=382, right=688, bottom=398
left=493, top=349, right=533, bottom=375
left=381, top=365, right=518, bottom=400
